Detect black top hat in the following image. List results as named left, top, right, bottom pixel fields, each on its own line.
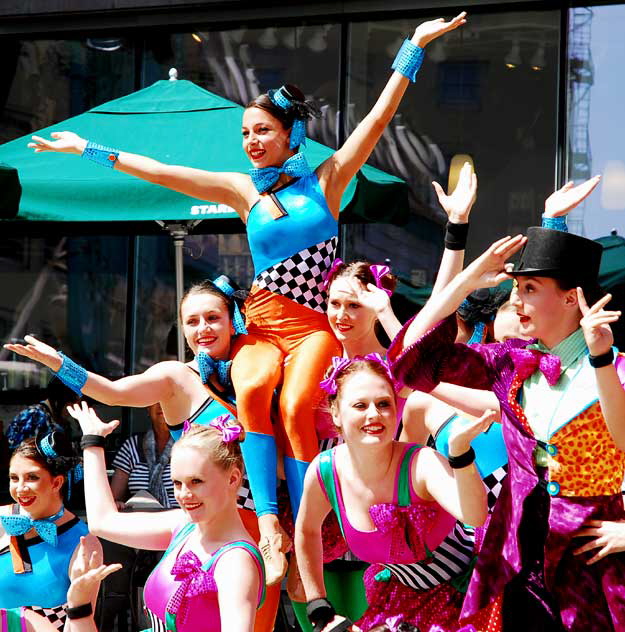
left=511, top=227, right=603, bottom=288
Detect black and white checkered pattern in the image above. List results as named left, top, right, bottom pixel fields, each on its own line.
left=483, top=464, right=508, bottom=513
left=26, top=604, right=67, bottom=630
left=255, top=237, right=338, bottom=313
left=237, top=472, right=255, bottom=512
left=383, top=521, right=475, bottom=591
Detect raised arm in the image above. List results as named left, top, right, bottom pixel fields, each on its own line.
left=67, top=402, right=183, bottom=549
left=28, top=132, right=253, bottom=218
left=542, top=175, right=601, bottom=226
left=4, top=336, right=176, bottom=408
left=402, top=234, right=526, bottom=349
left=431, top=161, right=477, bottom=296
left=414, top=410, right=496, bottom=527
left=318, top=13, right=467, bottom=215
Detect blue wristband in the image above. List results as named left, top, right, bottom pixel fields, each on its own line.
left=541, top=215, right=568, bottom=232
left=82, top=141, right=119, bottom=169
left=392, top=39, right=425, bottom=82
left=54, top=352, right=88, bottom=395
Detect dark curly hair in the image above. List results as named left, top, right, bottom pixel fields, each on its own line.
left=11, top=431, right=79, bottom=481
left=457, top=288, right=512, bottom=328
left=246, top=84, right=320, bottom=132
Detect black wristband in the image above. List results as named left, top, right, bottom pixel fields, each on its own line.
left=80, top=435, right=106, bottom=450
left=444, top=221, right=469, bottom=251
left=448, top=446, right=476, bottom=469
left=589, top=348, right=614, bottom=369
left=65, top=602, right=93, bottom=620
left=306, top=598, right=336, bottom=627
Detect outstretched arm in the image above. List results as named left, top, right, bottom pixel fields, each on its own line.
left=402, top=234, right=526, bottom=349
left=318, top=13, right=467, bottom=215
left=543, top=175, right=601, bottom=223
left=4, top=336, right=176, bottom=408
left=28, top=132, right=253, bottom=217
left=67, top=402, right=183, bottom=549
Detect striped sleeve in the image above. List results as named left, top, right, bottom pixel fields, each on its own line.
left=112, top=435, right=140, bottom=474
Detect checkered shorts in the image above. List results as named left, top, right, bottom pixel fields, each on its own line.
left=255, top=237, right=338, bottom=313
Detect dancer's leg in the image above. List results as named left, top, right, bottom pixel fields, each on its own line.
left=280, top=330, right=341, bottom=519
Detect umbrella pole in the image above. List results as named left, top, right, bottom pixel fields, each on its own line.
left=172, top=228, right=186, bottom=361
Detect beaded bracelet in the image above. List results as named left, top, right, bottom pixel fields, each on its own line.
left=589, top=348, right=614, bottom=369
left=448, top=446, right=476, bottom=469
left=82, top=141, right=119, bottom=169
left=444, top=221, right=469, bottom=250
left=542, top=215, right=568, bottom=233
left=391, top=39, right=425, bottom=82
left=55, top=352, right=88, bottom=396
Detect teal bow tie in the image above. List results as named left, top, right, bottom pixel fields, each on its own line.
left=248, top=152, right=312, bottom=194
left=196, top=352, right=231, bottom=388
left=1, top=506, right=64, bottom=546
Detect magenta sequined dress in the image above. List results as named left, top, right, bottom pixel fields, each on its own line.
left=389, top=315, right=625, bottom=632
left=317, top=444, right=466, bottom=631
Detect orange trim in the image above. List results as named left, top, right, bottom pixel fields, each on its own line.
left=8, top=536, right=25, bottom=574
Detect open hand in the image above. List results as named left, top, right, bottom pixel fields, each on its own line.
left=573, top=519, right=625, bottom=565
left=432, top=161, right=477, bottom=224
left=3, top=335, right=63, bottom=372
left=463, top=235, right=527, bottom=291
left=68, top=536, right=122, bottom=607
left=544, top=176, right=601, bottom=218
left=577, top=288, right=620, bottom=356
left=67, top=402, right=120, bottom=438
left=28, top=131, right=87, bottom=155
left=412, top=12, right=467, bottom=48
left=448, top=409, right=497, bottom=457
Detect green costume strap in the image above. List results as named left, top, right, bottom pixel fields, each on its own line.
left=318, top=449, right=345, bottom=538
left=397, top=445, right=420, bottom=507
left=2, top=607, right=24, bottom=632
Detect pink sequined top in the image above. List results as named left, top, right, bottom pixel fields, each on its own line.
left=316, top=444, right=456, bottom=564
left=143, top=523, right=264, bottom=632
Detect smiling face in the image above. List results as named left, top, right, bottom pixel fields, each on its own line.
left=510, top=276, right=580, bottom=347
left=170, top=446, right=240, bottom=522
left=9, top=454, right=64, bottom=519
left=327, top=277, right=378, bottom=344
left=242, top=106, right=293, bottom=168
left=180, top=292, right=233, bottom=359
left=331, top=369, right=397, bottom=446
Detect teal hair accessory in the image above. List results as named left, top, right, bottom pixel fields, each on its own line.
left=212, top=275, right=247, bottom=335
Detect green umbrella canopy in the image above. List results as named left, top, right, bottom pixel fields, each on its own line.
left=0, top=79, right=406, bottom=222
left=596, top=233, right=625, bottom=289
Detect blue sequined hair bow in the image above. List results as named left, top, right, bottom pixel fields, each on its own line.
left=35, top=432, right=82, bottom=501
left=268, top=86, right=308, bottom=150
left=212, top=275, right=247, bottom=335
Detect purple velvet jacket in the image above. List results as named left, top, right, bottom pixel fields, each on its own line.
left=388, top=315, right=625, bottom=631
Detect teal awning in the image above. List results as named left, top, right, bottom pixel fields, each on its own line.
left=0, top=79, right=406, bottom=222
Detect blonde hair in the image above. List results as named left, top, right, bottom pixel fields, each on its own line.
left=173, top=420, right=245, bottom=472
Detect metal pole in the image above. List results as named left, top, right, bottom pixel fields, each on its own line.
left=172, top=229, right=186, bottom=361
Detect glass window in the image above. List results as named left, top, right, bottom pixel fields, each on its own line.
left=345, top=11, right=560, bottom=292
left=567, top=6, right=625, bottom=237
left=1, top=37, right=136, bottom=144
left=142, top=24, right=341, bottom=148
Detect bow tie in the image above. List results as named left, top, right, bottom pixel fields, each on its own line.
left=1, top=506, right=64, bottom=546
left=509, top=348, right=562, bottom=386
left=196, top=352, right=231, bottom=389
left=168, top=550, right=215, bottom=626
left=248, top=152, right=312, bottom=194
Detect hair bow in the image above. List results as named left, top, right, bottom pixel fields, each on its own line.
left=209, top=414, right=242, bottom=443
left=322, top=258, right=344, bottom=291
left=249, top=152, right=312, bottom=194
left=369, top=264, right=393, bottom=297
left=319, top=353, right=397, bottom=395
left=212, top=275, right=247, bottom=335
left=268, top=86, right=308, bottom=149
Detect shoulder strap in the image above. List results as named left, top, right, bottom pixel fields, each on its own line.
left=3, top=607, right=24, bottom=632
left=203, top=540, right=266, bottom=609
left=163, top=522, right=196, bottom=558
left=317, top=449, right=344, bottom=537
left=397, top=445, right=420, bottom=507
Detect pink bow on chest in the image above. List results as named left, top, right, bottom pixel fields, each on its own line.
left=168, top=551, right=216, bottom=625
left=509, top=348, right=562, bottom=386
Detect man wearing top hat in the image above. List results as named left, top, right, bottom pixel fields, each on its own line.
left=386, top=219, right=625, bottom=630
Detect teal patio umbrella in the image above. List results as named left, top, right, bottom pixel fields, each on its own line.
left=0, top=77, right=407, bottom=358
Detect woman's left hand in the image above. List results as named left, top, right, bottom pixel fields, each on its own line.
left=544, top=175, right=601, bottom=218
left=68, top=536, right=122, bottom=607
left=67, top=401, right=120, bottom=437
left=447, top=409, right=498, bottom=457
left=412, top=12, right=467, bottom=48
left=573, top=519, right=625, bottom=565
left=577, top=289, right=621, bottom=356
left=432, top=161, right=477, bottom=224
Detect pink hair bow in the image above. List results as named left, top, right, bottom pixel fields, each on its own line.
left=369, top=264, right=393, bottom=297
left=322, top=257, right=344, bottom=290
left=182, top=419, right=193, bottom=434
left=319, top=356, right=352, bottom=394
left=363, top=352, right=399, bottom=390
left=209, top=414, right=242, bottom=443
